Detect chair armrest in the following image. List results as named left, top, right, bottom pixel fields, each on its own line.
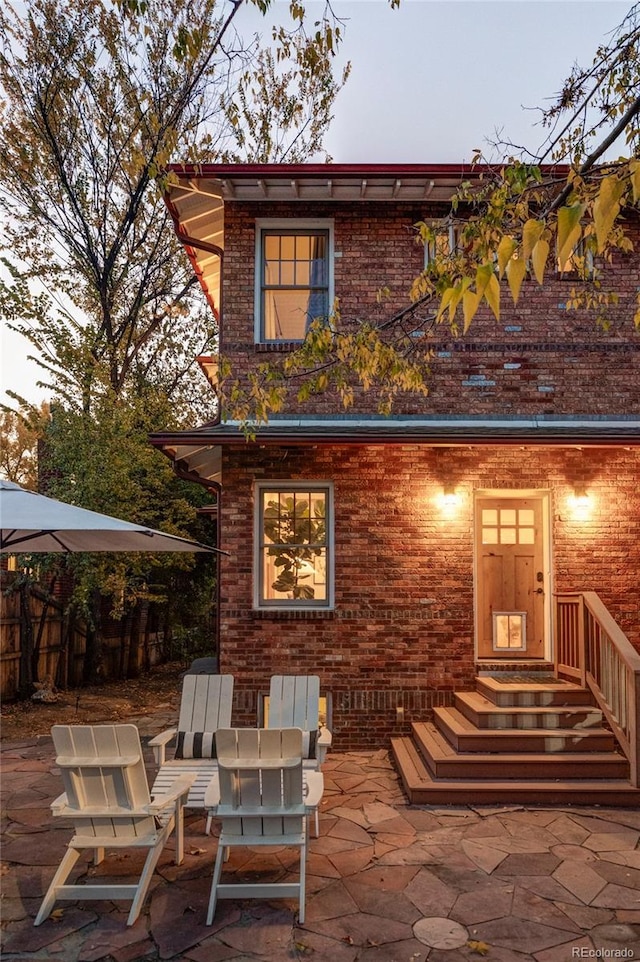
left=148, top=773, right=195, bottom=813
left=147, top=728, right=177, bottom=766
left=318, top=726, right=332, bottom=747
left=315, top=726, right=332, bottom=765
left=50, top=792, right=69, bottom=815
left=304, top=771, right=324, bottom=810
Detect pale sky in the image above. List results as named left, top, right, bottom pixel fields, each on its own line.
left=0, top=0, right=629, bottom=407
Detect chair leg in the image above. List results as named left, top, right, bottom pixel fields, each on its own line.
left=205, top=813, right=213, bottom=835
left=94, top=847, right=105, bottom=865
left=174, top=801, right=185, bottom=865
left=298, top=840, right=307, bottom=924
left=34, top=848, right=81, bottom=926
left=127, top=831, right=171, bottom=926
left=206, top=840, right=226, bottom=924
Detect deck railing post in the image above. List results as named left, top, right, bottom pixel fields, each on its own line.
left=577, top=594, right=587, bottom=688
left=630, top=670, right=640, bottom=789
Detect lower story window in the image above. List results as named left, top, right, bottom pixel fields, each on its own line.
left=255, top=483, right=333, bottom=608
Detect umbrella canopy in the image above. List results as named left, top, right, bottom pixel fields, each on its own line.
left=0, top=480, right=221, bottom=554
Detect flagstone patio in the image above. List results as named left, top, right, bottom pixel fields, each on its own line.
left=2, top=708, right=639, bottom=961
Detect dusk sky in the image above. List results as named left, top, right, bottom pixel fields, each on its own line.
left=1, top=1, right=629, bottom=407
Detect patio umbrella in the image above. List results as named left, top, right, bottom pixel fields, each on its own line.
left=0, top=480, right=222, bottom=554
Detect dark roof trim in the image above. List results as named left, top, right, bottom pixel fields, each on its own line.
left=167, top=162, right=570, bottom=181
left=150, top=416, right=640, bottom=449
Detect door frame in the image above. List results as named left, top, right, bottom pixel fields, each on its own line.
left=473, top=488, right=554, bottom=662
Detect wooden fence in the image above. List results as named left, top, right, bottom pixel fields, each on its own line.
left=0, top=573, right=168, bottom=700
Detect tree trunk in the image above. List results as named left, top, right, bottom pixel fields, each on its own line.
left=18, top=582, right=34, bottom=697
left=82, top=588, right=103, bottom=684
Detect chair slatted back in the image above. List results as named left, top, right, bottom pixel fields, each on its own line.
left=216, top=728, right=304, bottom=839
left=52, top=724, right=154, bottom=840
left=177, top=674, right=234, bottom=732
left=268, top=676, right=320, bottom=731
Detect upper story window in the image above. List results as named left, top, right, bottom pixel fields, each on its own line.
left=255, top=219, right=334, bottom=342
left=254, top=482, right=334, bottom=609
left=423, top=222, right=460, bottom=267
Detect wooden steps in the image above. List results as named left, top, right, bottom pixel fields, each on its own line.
left=391, top=674, right=640, bottom=808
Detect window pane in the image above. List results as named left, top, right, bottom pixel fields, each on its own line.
left=482, top=509, right=497, bottom=525
left=280, top=235, right=295, bottom=259
left=482, top=528, right=498, bottom=544
left=519, top=509, right=534, bottom=526
left=295, top=234, right=311, bottom=259
left=279, top=261, right=295, bottom=286
left=259, top=488, right=329, bottom=605
left=264, top=260, right=279, bottom=285
left=264, top=290, right=311, bottom=340
left=519, top=528, right=535, bottom=544
left=500, top=509, right=516, bottom=525
left=264, top=235, right=280, bottom=258
left=260, top=229, right=330, bottom=341
left=500, top=528, right=517, bottom=544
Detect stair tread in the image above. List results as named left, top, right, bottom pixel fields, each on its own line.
left=414, top=721, right=624, bottom=763
left=477, top=676, right=588, bottom=694
left=457, top=691, right=600, bottom=715
left=391, top=737, right=640, bottom=799
left=435, top=707, right=612, bottom=739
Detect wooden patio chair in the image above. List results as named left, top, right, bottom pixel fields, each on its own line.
left=268, top=675, right=332, bottom=766
left=205, top=728, right=323, bottom=925
left=149, top=673, right=233, bottom=833
left=34, top=724, right=194, bottom=927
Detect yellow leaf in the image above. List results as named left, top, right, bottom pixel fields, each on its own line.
left=483, top=272, right=500, bottom=320
left=447, top=277, right=473, bottom=322
left=593, top=175, right=625, bottom=252
left=497, top=236, right=517, bottom=278
left=463, top=289, right=482, bottom=332
left=475, top=262, right=494, bottom=298
left=531, top=238, right=550, bottom=285
left=522, top=219, right=545, bottom=260
left=50, top=908, right=65, bottom=922
left=506, top=255, right=527, bottom=304
left=557, top=204, right=584, bottom=272
left=436, top=287, right=456, bottom=322
left=468, top=939, right=490, bottom=955
left=630, top=159, right=640, bottom=204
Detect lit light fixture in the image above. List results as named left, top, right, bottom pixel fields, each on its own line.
left=443, top=484, right=458, bottom=505
left=573, top=484, right=589, bottom=504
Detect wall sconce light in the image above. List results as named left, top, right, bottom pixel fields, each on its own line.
left=573, top=484, right=589, bottom=505
left=443, top=484, right=458, bottom=506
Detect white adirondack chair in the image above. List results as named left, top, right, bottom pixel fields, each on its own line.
left=268, top=675, right=332, bottom=766
left=149, top=673, right=233, bottom=832
left=34, top=724, right=194, bottom=927
left=205, top=728, right=323, bottom=925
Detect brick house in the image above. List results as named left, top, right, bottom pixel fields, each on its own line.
left=151, top=164, right=640, bottom=804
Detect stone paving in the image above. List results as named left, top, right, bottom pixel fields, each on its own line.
left=2, top=709, right=639, bottom=961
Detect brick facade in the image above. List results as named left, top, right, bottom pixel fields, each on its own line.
left=160, top=168, right=640, bottom=751
left=221, top=201, right=640, bottom=417
left=219, top=444, right=640, bottom=751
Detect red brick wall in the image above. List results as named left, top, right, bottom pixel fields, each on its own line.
left=218, top=444, right=640, bottom=751
left=221, top=201, right=640, bottom=416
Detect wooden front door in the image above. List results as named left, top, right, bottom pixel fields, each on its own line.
left=475, top=496, right=546, bottom=659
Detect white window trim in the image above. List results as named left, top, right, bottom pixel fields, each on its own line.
left=254, top=218, right=335, bottom=343
left=253, top=480, right=335, bottom=610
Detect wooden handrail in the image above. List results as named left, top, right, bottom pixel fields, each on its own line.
left=555, top=591, right=640, bottom=788
left=581, top=592, right=640, bottom=672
